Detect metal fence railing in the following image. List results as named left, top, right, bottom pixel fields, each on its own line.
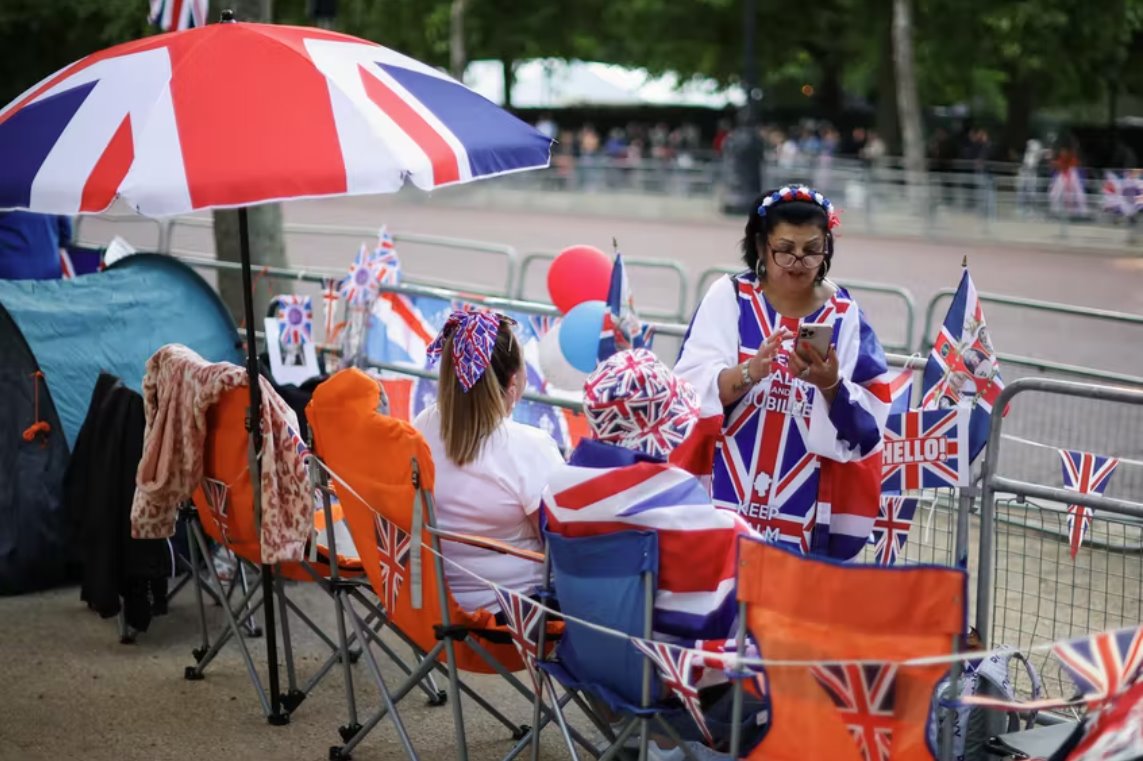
left=976, top=378, right=1143, bottom=703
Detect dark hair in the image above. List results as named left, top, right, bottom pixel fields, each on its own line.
left=741, top=192, right=834, bottom=283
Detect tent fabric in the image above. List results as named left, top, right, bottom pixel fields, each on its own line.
left=0, top=254, right=241, bottom=448
left=0, top=253, right=239, bottom=595
left=0, top=302, right=70, bottom=594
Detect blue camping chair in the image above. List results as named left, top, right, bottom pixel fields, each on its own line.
left=536, top=529, right=701, bottom=761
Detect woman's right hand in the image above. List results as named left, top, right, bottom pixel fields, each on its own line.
left=748, top=328, right=790, bottom=381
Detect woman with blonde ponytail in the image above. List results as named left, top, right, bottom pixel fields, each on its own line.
left=414, top=309, right=563, bottom=613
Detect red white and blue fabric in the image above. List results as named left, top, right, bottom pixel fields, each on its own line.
left=1102, top=172, right=1138, bottom=217
left=1059, top=449, right=1121, bottom=559
left=1062, top=679, right=1143, bottom=760
left=275, top=294, right=313, bottom=347
left=201, top=477, right=230, bottom=545
left=492, top=588, right=545, bottom=691
left=885, top=366, right=913, bottom=415
left=583, top=349, right=699, bottom=459
left=426, top=309, right=502, bottom=392
left=757, top=184, right=841, bottom=231
left=370, top=226, right=401, bottom=285
left=149, top=0, right=208, bottom=33
left=598, top=252, right=654, bottom=362
left=881, top=408, right=969, bottom=492
left=321, top=277, right=340, bottom=340
left=373, top=513, right=410, bottom=612
left=811, top=662, right=897, bottom=761
left=675, top=275, right=891, bottom=560
left=1051, top=168, right=1089, bottom=216
left=631, top=639, right=715, bottom=745
left=921, top=269, right=1004, bottom=463
left=341, top=245, right=380, bottom=307
left=1053, top=627, right=1143, bottom=706
left=869, top=496, right=919, bottom=565
left=0, top=23, right=553, bottom=216
left=59, top=248, right=76, bottom=279
left=543, top=439, right=753, bottom=640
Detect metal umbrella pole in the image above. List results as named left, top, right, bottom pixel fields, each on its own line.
left=237, top=206, right=288, bottom=725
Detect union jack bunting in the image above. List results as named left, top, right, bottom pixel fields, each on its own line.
left=341, top=244, right=381, bottom=307
left=373, top=513, right=411, bottom=612
left=869, top=496, right=919, bottom=565
left=321, top=277, right=340, bottom=341
left=921, top=268, right=1005, bottom=462
left=1053, top=627, right=1143, bottom=706
left=1059, top=449, right=1121, bottom=558
left=598, top=252, right=653, bottom=362
left=425, top=309, right=502, bottom=392
left=1064, top=679, right=1143, bottom=760
left=811, top=662, right=898, bottom=761
left=881, top=408, right=969, bottom=491
left=492, top=588, right=545, bottom=691
left=149, top=0, right=208, bottom=32
left=631, top=639, right=714, bottom=746
left=274, top=294, right=313, bottom=347
left=201, top=477, right=230, bottom=545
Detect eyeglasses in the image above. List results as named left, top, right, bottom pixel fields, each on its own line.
left=767, top=239, right=826, bottom=270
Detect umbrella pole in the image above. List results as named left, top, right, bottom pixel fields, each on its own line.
left=237, top=206, right=289, bottom=726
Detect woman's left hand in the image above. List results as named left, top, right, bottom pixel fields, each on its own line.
left=789, top=344, right=841, bottom=399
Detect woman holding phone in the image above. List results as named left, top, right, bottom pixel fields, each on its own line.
left=674, top=185, right=893, bottom=559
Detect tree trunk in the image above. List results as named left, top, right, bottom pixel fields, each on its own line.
left=1001, top=77, right=1034, bottom=160
left=501, top=57, right=515, bottom=109
left=892, top=0, right=926, bottom=206
left=211, top=0, right=287, bottom=323
left=449, top=0, right=467, bottom=79
left=819, top=59, right=843, bottom=125
left=875, top=9, right=900, bottom=155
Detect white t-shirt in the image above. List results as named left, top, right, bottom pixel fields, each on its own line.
left=413, top=405, right=564, bottom=613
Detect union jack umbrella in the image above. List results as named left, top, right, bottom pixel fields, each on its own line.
left=274, top=294, right=313, bottom=347
left=1059, top=449, right=1121, bottom=559
left=0, top=16, right=551, bottom=722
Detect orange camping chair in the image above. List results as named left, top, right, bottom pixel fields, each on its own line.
left=726, top=537, right=967, bottom=761
left=308, top=368, right=566, bottom=761
left=184, top=383, right=370, bottom=726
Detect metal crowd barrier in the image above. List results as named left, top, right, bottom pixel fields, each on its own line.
left=694, top=265, right=918, bottom=354
left=975, top=378, right=1143, bottom=700
left=515, top=250, right=690, bottom=323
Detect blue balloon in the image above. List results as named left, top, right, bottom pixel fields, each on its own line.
left=558, top=300, right=607, bottom=373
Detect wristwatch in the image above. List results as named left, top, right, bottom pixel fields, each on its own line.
left=740, top=362, right=754, bottom=387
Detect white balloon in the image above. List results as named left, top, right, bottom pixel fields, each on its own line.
left=538, top=321, right=589, bottom=393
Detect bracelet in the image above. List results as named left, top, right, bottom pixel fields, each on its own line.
left=820, top=376, right=842, bottom=391
left=740, top=362, right=754, bottom=387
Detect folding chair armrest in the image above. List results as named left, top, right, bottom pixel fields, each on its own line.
left=428, top=527, right=544, bottom=563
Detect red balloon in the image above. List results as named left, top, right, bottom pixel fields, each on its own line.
left=547, top=245, right=612, bottom=314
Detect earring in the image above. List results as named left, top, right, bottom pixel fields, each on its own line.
left=755, top=258, right=767, bottom=281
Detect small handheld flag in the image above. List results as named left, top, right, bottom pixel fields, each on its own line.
left=341, top=244, right=380, bottom=307
left=921, top=268, right=1005, bottom=462
left=597, top=244, right=653, bottom=362
left=149, top=0, right=209, bottom=32
left=321, top=277, right=340, bottom=341
left=275, top=295, right=313, bottom=348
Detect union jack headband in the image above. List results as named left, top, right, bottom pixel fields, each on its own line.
left=758, top=185, right=841, bottom=230
left=583, top=349, right=700, bottom=459
left=426, top=309, right=512, bottom=392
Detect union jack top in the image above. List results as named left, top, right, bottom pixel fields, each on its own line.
left=675, top=274, right=892, bottom=559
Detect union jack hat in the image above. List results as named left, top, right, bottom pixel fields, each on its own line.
left=583, top=349, right=700, bottom=459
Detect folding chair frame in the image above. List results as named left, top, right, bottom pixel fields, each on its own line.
left=328, top=458, right=598, bottom=761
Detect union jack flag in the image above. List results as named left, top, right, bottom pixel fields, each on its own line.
left=1052, top=627, right=1143, bottom=705
left=921, top=268, right=1004, bottom=462
left=811, top=662, right=898, bottom=761
left=149, top=0, right=208, bottom=32
left=881, top=408, right=968, bottom=492
left=631, top=639, right=714, bottom=746
left=341, top=244, right=381, bottom=307
left=370, top=225, right=401, bottom=286
left=373, top=513, right=411, bottom=612
left=201, top=477, right=230, bottom=546
left=492, top=588, right=545, bottom=691
left=274, top=294, right=313, bottom=347
left=598, top=252, right=653, bottom=362
left=869, top=496, right=919, bottom=565
left=321, top=277, right=341, bottom=341
left=1059, top=449, right=1120, bottom=558
left=885, top=366, right=913, bottom=415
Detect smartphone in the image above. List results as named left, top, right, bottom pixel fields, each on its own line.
left=796, top=322, right=833, bottom=359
